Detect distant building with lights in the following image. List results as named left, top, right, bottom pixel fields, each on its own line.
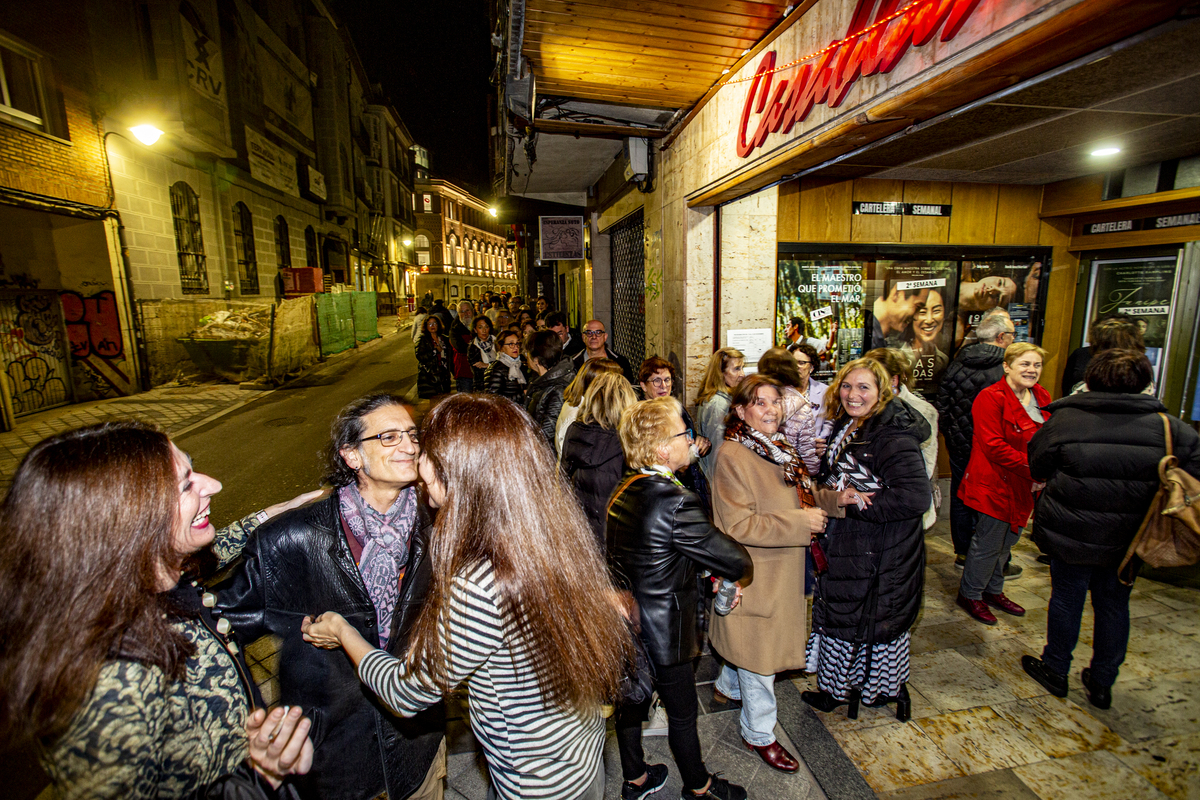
left=413, top=177, right=515, bottom=305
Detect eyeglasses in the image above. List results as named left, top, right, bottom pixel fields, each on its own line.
left=673, top=428, right=694, bottom=441
left=360, top=429, right=420, bottom=447
left=795, top=359, right=813, bottom=367
left=649, top=377, right=671, bottom=387
left=582, top=330, right=606, bottom=338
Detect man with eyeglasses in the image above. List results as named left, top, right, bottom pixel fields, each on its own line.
left=218, top=394, right=446, bottom=800
left=571, top=319, right=634, bottom=382
left=935, top=310, right=1018, bottom=571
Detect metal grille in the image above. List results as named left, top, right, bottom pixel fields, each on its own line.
left=233, top=202, right=259, bottom=294
left=274, top=215, right=291, bottom=268
left=610, top=209, right=645, bottom=369
left=169, top=182, right=208, bottom=294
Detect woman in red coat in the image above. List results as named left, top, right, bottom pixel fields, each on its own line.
left=957, top=342, right=1051, bottom=625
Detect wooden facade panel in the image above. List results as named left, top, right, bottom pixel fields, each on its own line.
left=851, top=179, right=903, bottom=243
left=1069, top=224, right=1200, bottom=251
left=901, top=181, right=952, bottom=244
left=777, top=179, right=799, bottom=242
left=533, top=0, right=784, bottom=30
left=1040, top=175, right=1104, bottom=216
left=949, top=183, right=1000, bottom=244
left=525, top=29, right=747, bottom=59
left=1037, top=217, right=1078, bottom=398
left=525, top=9, right=764, bottom=44
left=797, top=178, right=852, bottom=242
left=994, top=184, right=1044, bottom=245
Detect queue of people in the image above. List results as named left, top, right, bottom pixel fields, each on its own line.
left=3, top=302, right=1197, bottom=800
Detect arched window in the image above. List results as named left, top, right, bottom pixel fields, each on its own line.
left=448, top=235, right=458, bottom=267
left=170, top=181, right=208, bottom=294
left=414, top=234, right=429, bottom=249
left=274, top=215, right=291, bottom=268
left=305, top=225, right=318, bottom=268
left=233, top=202, right=258, bottom=294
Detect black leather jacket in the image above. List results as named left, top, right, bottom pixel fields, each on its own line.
left=525, top=359, right=574, bottom=446
left=215, top=493, right=444, bottom=800
left=607, top=471, right=750, bottom=666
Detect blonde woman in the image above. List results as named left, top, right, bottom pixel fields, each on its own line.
left=696, top=347, right=745, bottom=480
left=555, top=358, right=624, bottom=455
left=560, top=372, right=638, bottom=547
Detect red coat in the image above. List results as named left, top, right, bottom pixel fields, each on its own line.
left=958, top=379, right=1052, bottom=531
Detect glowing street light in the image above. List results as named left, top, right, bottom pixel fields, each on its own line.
left=1091, top=147, right=1120, bottom=157
left=130, top=125, right=164, bottom=145
left=402, top=238, right=413, bottom=247
left=488, top=207, right=498, bottom=217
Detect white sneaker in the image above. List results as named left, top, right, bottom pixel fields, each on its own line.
left=642, top=699, right=669, bottom=737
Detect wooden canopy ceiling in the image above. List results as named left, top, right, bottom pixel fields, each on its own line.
left=523, top=0, right=791, bottom=109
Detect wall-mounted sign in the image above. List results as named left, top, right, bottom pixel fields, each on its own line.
left=302, top=165, right=327, bottom=201
left=737, top=0, right=981, bottom=159
left=852, top=202, right=953, bottom=216
left=1083, top=212, right=1200, bottom=236
left=245, top=126, right=298, bottom=197
left=422, top=194, right=433, bottom=212
left=727, top=328, right=773, bottom=366
left=539, top=216, right=585, bottom=260
left=181, top=4, right=226, bottom=108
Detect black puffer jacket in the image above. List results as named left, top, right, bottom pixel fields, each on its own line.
left=483, top=358, right=528, bottom=403
left=934, top=343, right=1006, bottom=468
left=1028, top=393, right=1200, bottom=566
left=813, top=400, right=931, bottom=645
left=561, top=421, right=625, bottom=548
left=525, top=358, right=574, bottom=446
left=607, top=472, right=750, bottom=666
left=216, top=494, right=444, bottom=800
left=415, top=332, right=452, bottom=398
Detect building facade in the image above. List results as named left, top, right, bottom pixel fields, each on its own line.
left=413, top=177, right=515, bottom=304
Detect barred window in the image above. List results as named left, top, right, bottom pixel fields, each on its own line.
left=274, top=215, right=291, bottom=268
left=170, top=182, right=208, bottom=294
left=233, top=202, right=258, bottom=294
left=305, top=225, right=318, bottom=268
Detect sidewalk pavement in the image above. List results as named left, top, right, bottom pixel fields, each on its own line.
left=0, top=316, right=411, bottom=493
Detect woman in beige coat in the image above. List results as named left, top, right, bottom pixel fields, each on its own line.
left=709, top=374, right=850, bottom=773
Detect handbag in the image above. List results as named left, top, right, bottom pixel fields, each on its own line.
left=1118, top=413, right=1200, bottom=585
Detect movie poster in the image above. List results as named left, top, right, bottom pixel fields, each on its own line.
left=776, top=260, right=865, bottom=381
left=874, top=260, right=958, bottom=396
left=1086, top=256, right=1179, bottom=385
left=956, top=259, right=1044, bottom=347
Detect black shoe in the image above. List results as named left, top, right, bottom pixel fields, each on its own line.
left=685, top=774, right=747, bottom=800
left=1036, top=554, right=1052, bottom=565
left=1081, top=668, right=1112, bottom=710
left=1002, top=562, right=1023, bottom=578
left=1022, top=655, right=1068, bottom=698
left=623, top=763, right=669, bottom=800
left=954, top=555, right=966, bottom=569
left=864, top=683, right=912, bottom=722
left=801, top=689, right=846, bottom=713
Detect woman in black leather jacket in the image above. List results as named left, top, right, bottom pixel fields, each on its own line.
left=415, top=315, right=452, bottom=399
left=483, top=330, right=528, bottom=403
left=608, top=397, right=751, bottom=800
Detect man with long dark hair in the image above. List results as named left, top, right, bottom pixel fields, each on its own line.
left=218, top=394, right=446, bottom=800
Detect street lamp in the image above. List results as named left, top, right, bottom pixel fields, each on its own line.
left=488, top=207, right=498, bottom=217
left=129, top=124, right=164, bottom=145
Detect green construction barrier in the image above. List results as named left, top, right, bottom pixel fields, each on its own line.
left=351, top=291, right=379, bottom=343
left=316, top=293, right=355, bottom=356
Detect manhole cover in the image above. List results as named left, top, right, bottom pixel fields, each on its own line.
left=263, top=415, right=306, bottom=427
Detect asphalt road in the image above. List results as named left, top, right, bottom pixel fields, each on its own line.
left=178, top=333, right=419, bottom=529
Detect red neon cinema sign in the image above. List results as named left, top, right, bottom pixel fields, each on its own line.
left=736, top=0, right=982, bottom=158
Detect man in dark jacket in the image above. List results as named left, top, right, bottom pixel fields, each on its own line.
left=545, top=310, right=585, bottom=358
left=524, top=329, right=575, bottom=446
left=218, top=395, right=445, bottom=800
left=1022, top=349, right=1200, bottom=709
left=570, top=319, right=634, bottom=382
left=934, top=311, right=1014, bottom=564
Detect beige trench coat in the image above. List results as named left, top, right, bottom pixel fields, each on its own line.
left=708, top=440, right=841, bottom=675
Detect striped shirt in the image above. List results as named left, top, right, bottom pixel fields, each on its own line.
left=358, top=561, right=604, bottom=800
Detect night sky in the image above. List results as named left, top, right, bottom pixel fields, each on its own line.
left=329, top=0, right=494, bottom=197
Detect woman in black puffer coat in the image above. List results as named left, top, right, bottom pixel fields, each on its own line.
left=415, top=315, right=452, bottom=398
left=805, top=358, right=931, bottom=721
left=483, top=330, right=528, bottom=403
left=1022, top=349, right=1200, bottom=710
left=561, top=373, right=637, bottom=548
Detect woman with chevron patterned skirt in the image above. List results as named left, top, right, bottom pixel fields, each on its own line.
left=803, top=358, right=932, bottom=722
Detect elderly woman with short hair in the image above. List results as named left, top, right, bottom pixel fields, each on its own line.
left=608, top=397, right=751, bottom=800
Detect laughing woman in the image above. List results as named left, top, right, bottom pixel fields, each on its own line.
left=302, top=394, right=629, bottom=800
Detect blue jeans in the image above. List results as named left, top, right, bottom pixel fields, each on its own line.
left=1041, top=558, right=1134, bottom=687
left=960, top=512, right=1018, bottom=600
left=715, top=664, right=776, bottom=747
left=949, top=460, right=977, bottom=557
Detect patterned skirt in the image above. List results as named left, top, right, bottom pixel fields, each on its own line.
left=804, top=631, right=911, bottom=703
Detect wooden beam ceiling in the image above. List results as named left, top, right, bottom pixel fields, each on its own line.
left=523, top=0, right=789, bottom=110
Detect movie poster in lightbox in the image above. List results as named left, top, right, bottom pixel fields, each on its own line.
left=776, top=260, right=865, bottom=382
left=875, top=260, right=958, bottom=396
left=957, top=259, right=1045, bottom=347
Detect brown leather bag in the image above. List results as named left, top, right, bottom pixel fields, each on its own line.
left=1118, top=414, right=1200, bottom=585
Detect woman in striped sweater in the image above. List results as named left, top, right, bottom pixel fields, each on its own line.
left=302, top=394, right=630, bottom=800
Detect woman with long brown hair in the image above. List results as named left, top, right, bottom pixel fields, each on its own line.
left=0, top=421, right=314, bottom=798
left=302, top=394, right=629, bottom=800
left=696, top=347, right=745, bottom=480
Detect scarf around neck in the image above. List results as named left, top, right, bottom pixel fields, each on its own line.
left=338, top=483, right=418, bottom=649
left=497, top=351, right=526, bottom=383
left=725, top=418, right=814, bottom=506
left=476, top=335, right=496, bottom=363
left=822, top=419, right=886, bottom=494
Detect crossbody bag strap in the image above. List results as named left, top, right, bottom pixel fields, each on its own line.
left=1160, top=412, right=1173, bottom=458
left=606, top=473, right=650, bottom=516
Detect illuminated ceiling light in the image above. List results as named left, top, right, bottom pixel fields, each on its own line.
left=130, top=125, right=164, bottom=145
left=1091, top=147, right=1121, bottom=156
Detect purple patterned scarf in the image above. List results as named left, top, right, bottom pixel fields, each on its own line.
left=338, top=483, right=418, bottom=649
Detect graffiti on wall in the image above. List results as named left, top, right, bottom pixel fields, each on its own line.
left=0, top=294, right=71, bottom=415
left=59, top=290, right=130, bottom=400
